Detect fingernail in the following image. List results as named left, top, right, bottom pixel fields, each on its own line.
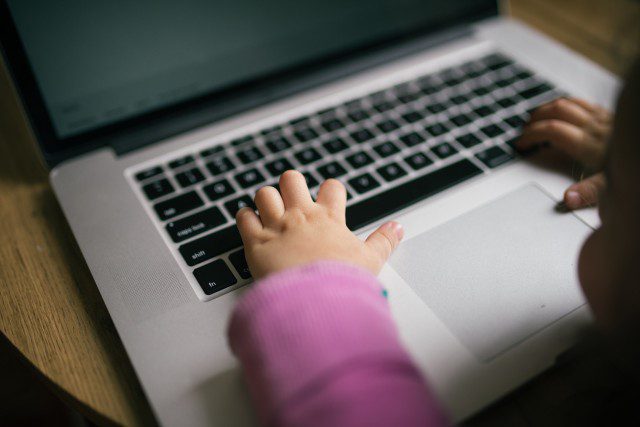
left=565, top=191, right=581, bottom=209
left=391, top=222, right=404, bottom=240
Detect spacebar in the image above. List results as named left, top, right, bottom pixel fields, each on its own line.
left=346, top=159, right=482, bottom=230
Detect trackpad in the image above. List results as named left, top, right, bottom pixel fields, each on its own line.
left=390, top=184, right=592, bottom=362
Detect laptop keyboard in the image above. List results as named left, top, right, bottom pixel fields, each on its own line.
left=130, top=52, right=561, bottom=299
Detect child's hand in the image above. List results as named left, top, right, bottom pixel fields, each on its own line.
left=516, top=97, right=611, bottom=209
left=236, top=171, right=404, bottom=280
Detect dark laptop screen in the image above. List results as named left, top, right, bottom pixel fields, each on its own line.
left=5, top=0, right=495, bottom=140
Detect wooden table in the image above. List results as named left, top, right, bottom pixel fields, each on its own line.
left=1, top=1, right=638, bottom=425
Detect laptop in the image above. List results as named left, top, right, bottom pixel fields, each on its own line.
left=0, top=1, right=619, bottom=425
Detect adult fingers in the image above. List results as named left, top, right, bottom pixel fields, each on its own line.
left=516, top=120, right=603, bottom=169
left=279, top=170, right=313, bottom=209
left=236, top=207, right=263, bottom=244
left=254, top=186, right=285, bottom=227
left=567, top=98, right=611, bottom=123
left=564, top=172, right=606, bottom=210
left=529, top=98, right=592, bottom=127
left=364, top=221, right=404, bottom=272
left=316, top=179, right=347, bottom=218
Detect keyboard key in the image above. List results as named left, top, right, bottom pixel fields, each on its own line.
left=265, top=158, right=294, bottom=177
left=425, top=123, right=450, bottom=137
left=323, top=138, right=349, bottom=154
left=154, top=191, right=204, bottom=220
left=483, top=53, right=513, bottom=71
left=194, top=259, right=238, bottom=295
left=181, top=224, right=243, bottom=266
left=397, top=92, right=420, bottom=104
left=420, top=83, right=441, bottom=96
left=224, top=195, right=256, bottom=218
left=350, top=128, right=376, bottom=144
left=495, top=97, right=518, bottom=108
left=401, top=111, right=423, bottom=123
left=373, top=141, right=400, bottom=158
left=260, top=125, right=282, bottom=136
left=294, top=128, right=319, bottom=143
left=168, top=155, right=194, bottom=169
left=450, top=94, right=469, bottom=105
left=303, top=171, right=320, bottom=188
left=347, top=109, right=369, bottom=122
left=377, top=162, right=407, bottom=182
left=456, top=133, right=482, bottom=148
left=399, top=132, right=425, bottom=147
left=475, top=146, right=514, bottom=168
left=321, top=118, right=345, bottom=132
left=236, top=146, right=263, bottom=164
left=289, top=115, right=310, bottom=127
left=514, top=70, right=533, bottom=81
left=404, top=152, right=433, bottom=170
left=472, top=85, right=493, bottom=96
left=432, top=142, right=457, bottom=159
left=473, top=105, right=495, bottom=117
left=200, top=145, right=224, bottom=158
left=425, top=103, right=447, bottom=114
left=494, top=77, right=516, bottom=88
left=230, top=135, right=253, bottom=146
left=480, top=124, right=505, bottom=138
left=234, top=168, right=265, bottom=189
left=373, top=101, right=395, bottom=113
left=206, top=156, right=235, bottom=176
left=266, top=136, right=292, bottom=153
left=417, top=76, right=440, bottom=94
left=345, top=159, right=482, bottom=230
left=348, top=173, right=381, bottom=194
left=166, top=207, right=227, bottom=243
left=518, top=83, right=553, bottom=100
left=346, top=151, right=375, bottom=169
left=450, top=113, right=472, bottom=127
left=376, top=120, right=400, bottom=133
left=229, top=250, right=251, bottom=279
left=203, top=179, right=235, bottom=201
left=142, top=178, right=174, bottom=200
left=504, top=114, right=527, bottom=128
left=135, top=166, right=163, bottom=181
left=317, top=161, right=347, bottom=179
left=175, top=167, right=205, bottom=188
left=295, top=148, right=322, bottom=165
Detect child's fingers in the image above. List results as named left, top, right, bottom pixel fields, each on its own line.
left=528, top=98, right=592, bottom=127
left=516, top=120, right=602, bottom=168
left=316, top=179, right=347, bottom=218
left=254, top=186, right=285, bottom=227
left=564, top=172, right=606, bottom=210
left=236, top=207, right=263, bottom=244
left=365, top=221, right=404, bottom=269
left=279, top=170, right=313, bottom=209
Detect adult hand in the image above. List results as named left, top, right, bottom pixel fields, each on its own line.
left=516, top=97, right=611, bottom=209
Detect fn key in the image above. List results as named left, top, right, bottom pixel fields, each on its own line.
left=193, top=259, right=238, bottom=295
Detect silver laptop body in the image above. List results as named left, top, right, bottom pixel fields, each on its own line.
left=1, top=1, right=619, bottom=425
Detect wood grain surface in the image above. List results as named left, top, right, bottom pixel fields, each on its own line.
left=0, top=1, right=638, bottom=425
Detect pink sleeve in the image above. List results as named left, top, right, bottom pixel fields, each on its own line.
left=227, top=261, right=448, bottom=427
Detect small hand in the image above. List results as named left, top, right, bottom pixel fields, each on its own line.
left=516, top=97, right=611, bottom=209
left=236, top=170, right=404, bottom=280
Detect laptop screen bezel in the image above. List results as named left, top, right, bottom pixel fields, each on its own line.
left=0, top=1, right=498, bottom=167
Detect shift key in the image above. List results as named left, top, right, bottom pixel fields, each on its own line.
left=179, top=225, right=243, bottom=266
left=165, top=207, right=227, bottom=243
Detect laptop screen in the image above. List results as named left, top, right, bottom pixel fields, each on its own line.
left=3, top=0, right=496, bottom=146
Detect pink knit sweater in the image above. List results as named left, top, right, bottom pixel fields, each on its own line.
left=227, top=261, right=447, bottom=427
